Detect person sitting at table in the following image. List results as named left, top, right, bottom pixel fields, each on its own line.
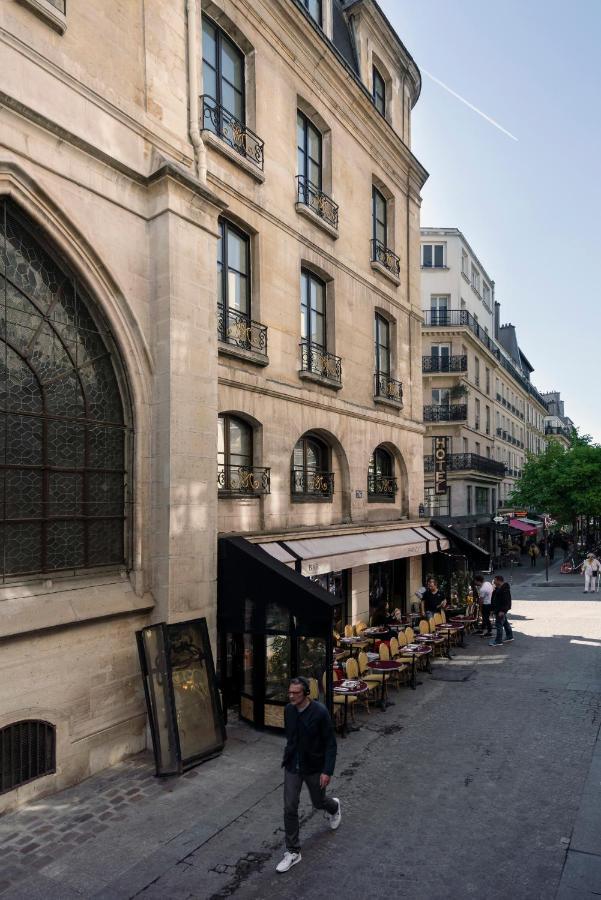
left=370, top=605, right=397, bottom=640
left=423, top=578, right=446, bottom=620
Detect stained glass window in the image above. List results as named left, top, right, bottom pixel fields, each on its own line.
left=0, top=200, right=128, bottom=578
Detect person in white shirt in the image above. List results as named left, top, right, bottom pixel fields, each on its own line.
left=582, top=555, right=601, bottom=593
left=474, top=575, right=493, bottom=636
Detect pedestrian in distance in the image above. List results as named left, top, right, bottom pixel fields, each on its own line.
left=528, top=543, right=539, bottom=568
left=489, top=574, right=514, bottom=647
left=581, top=554, right=601, bottom=593
left=474, top=574, right=493, bottom=637
left=276, top=676, right=341, bottom=874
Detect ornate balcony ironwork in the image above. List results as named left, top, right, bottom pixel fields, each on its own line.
left=296, top=176, right=339, bottom=229
left=371, top=239, right=400, bottom=277
left=374, top=372, right=403, bottom=404
left=218, top=464, right=270, bottom=497
left=368, top=474, right=398, bottom=500
left=423, top=404, right=467, bottom=422
left=218, top=306, right=267, bottom=354
left=201, top=95, right=264, bottom=170
left=291, top=468, right=334, bottom=499
left=300, top=341, right=342, bottom=383
left=424, top=453, right=505, bottom=478
left=422, top=355, right=467, bottom=373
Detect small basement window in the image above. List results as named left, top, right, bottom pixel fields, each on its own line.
left=0, top=720, right=56, bottom=795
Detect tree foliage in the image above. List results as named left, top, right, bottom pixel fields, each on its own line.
left=509, top=434, right=601, bottom=525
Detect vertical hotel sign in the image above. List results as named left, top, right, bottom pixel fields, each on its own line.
left=433, top=437, right=448, bottom=495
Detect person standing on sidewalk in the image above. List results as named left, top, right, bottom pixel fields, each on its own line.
left=474, top=575, right=493, bottom=637
left=581, top=554, right=601, bottom=593
left=489, top=575, right=514, bottom=647
left=423, top=578, right=446, bottom=620
left=276, top=677, right=341, bottom=874
left=528, top=543, right=539, bottom=568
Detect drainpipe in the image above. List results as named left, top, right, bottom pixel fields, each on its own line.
left=187, top=0, right=207, bottom=182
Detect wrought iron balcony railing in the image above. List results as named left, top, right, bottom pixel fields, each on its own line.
left=422, top=354, right=468, bottom=373
left=368, top=474, right=398, bottom=500
left=371, top=239, right=401, bottom=278
left=296, top=176, right=339, bottom=229
left=424, top=453, right=505, bottom=478
left=218, top=464, right=270, bottom=497
left=201, top=95, right=264, bottom=170
left=545, top=425, right=572, bottom=438
left=300, top=341, right=342, bottom=383
left=423, top=404, right=467, bottom=422
left=422, top=308, right=548, bottom=409
left=291, top=468, right=334, bottom=499
left=218, top=306, right=267, bottom=354
left=374, top=372, right=403, bottom=404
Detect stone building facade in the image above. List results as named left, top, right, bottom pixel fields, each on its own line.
left=0, top=0, right=428, bottom=809
left=420, top=228, right=548, bottom=548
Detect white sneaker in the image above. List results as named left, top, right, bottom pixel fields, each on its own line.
left=328, top=799, right=341, bottom=830
left=276, top=851, right=301, bottom=873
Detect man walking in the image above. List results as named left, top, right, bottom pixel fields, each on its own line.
left=276, top=677, right=341, bottom=873
left=474, top=574, right=493, bottom=637
left=489, top=574, right=513, bottom=647
left=582, top=554, right=600, bottom=593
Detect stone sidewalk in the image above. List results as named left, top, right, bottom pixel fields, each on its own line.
left=1, top=585, right=601, bottom=898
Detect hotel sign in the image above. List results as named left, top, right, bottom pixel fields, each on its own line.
left=433, top=436, right=448, bottom=495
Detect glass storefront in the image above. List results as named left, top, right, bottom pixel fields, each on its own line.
left=368, top=559, right=407, bottom=619
left=309, top=570, right=348, bottom=633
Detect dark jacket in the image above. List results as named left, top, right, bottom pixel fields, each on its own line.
left=491, top=582, right=512, bottom=614
left=423, top=589, right=445, bottom=614
left=282, top=700, right=337, bottom=776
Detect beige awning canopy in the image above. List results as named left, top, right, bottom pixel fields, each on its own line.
left=258, top=524, right=450, bottom=576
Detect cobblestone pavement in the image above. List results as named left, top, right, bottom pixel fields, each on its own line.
left=1, top=577, right=601, bottom=899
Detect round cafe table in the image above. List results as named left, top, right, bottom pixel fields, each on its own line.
left=399, top=644, right=433, bottom=688
left=367, top=659, right=406, bottom=708
left=333, top=679, right=369, bottom=737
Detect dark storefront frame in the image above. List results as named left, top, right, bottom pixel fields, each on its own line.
left=218, top=537, right=338, bottom=730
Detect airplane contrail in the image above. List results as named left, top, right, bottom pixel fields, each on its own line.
left=422, top=68, right=518, bottom=142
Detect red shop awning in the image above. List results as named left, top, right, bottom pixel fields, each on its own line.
left=509, top=519, right=537, bottom=535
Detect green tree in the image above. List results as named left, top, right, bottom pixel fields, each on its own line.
left=509, top=434, right=601, bottom=528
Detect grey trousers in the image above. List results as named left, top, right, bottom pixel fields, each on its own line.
left=283, top=769, right=338, bottom=852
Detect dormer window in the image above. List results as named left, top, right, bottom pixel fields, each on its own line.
left=372, top=66, right=386, bottom=116
left=301, top=0, right=322, bottom=27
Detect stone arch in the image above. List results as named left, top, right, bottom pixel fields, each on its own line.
left=290, top=426, right=351, bottom=520
left=0, top=165, right=151, bottom=577
left=371, top=440, right=409, bottom=516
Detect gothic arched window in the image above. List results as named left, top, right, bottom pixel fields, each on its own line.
left=0, top=200, right=129, bottom=578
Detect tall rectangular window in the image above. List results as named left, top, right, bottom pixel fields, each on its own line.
left=301, top=269, right=326, bottom=349
left=475, top=398, right=481, bottom=429
left=475, top=487, right=489, bottom=514
left=372, top=66, right=386, bottom=116
left=372, top=187, right=387, bottom=248
left=297, top=111, right=322, bottom=190
left=430, top=295, right=449, bottom=325
left=202, top=18, right=245, bottom=124
left=486, top=406, right=491, bottom=435
left=467, top=485, right=472, bottom=515
left=301, top=0, right=322, bottom=26
left=474, top=357, right=480, bottom=386
left=374, top=314, right=390, bottom=376
left=461, top=250, right=469, bottom=276
left=432, top=388, right=450, bottom=406
left=217, top=220, right=250, bottom=318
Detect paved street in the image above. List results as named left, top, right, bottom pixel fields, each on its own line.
left=1, top=564, right=601, bottom=899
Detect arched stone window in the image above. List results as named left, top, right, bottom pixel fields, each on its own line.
left=0, top=720, right=56, bottom=795
left=368, top=446, right=397, bottom=501
left=291, top=433, right=333, bottom=500
left=0, top=200, right=129, bottom=578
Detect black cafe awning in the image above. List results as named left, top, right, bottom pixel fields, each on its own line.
left=218, top=536, right=338, bottom=637
left=430, top=519, right=491, bottom=567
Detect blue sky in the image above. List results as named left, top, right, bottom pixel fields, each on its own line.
left=381, top=0, right=601, bottom=442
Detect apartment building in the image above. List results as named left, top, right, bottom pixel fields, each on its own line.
left=420, top=228, right=548, bottom=547
left=541, top=391, right=575, bottom=449
left=0, top=0, right=443, bottom=806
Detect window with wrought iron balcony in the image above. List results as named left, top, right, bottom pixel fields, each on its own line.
left=295, top=111, right=339, bottom=237
left=371, top=186, right=400, bottom=284
left=368, top=447, right=397, bottom=502
left=422, top=353, right=467, bottom=373
left=218, top=415, right=270, bottom=498
left=201, top=18, right=264, bottom=176
left=291, top=435, right=334, bottom=501
left=217, top=220, right=268, bottom=366
left=373, top=313, right=403, bottom=408
left=298, top=270, right=342, bottom=389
